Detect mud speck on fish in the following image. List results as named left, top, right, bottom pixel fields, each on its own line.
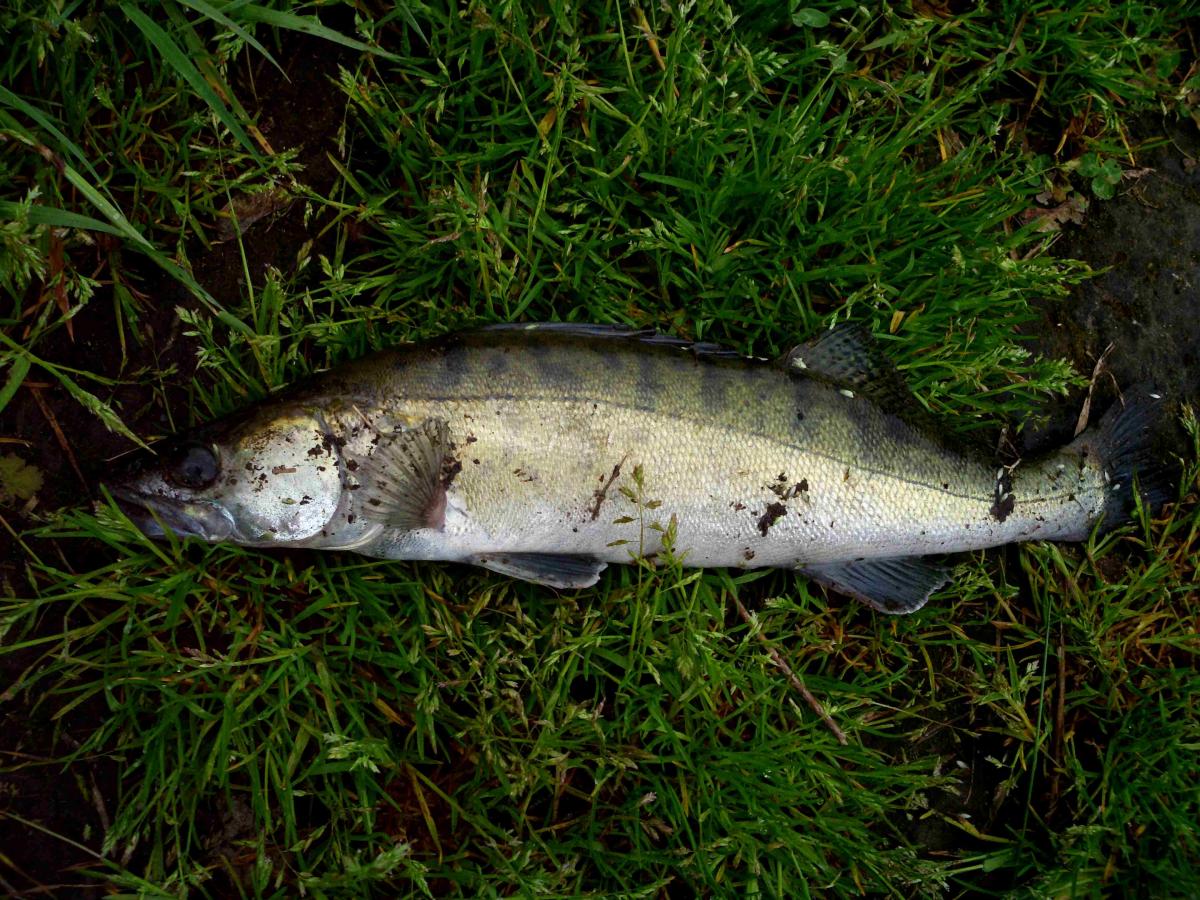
left=441, top=457, right=463, bottom=489
left=589, top=458, right=625, bottom=521
left=769, top=474, right=810, bottom=501
left=990, top=469, right=1016, bottom=523
left=757, top=502, right=787, bottom=536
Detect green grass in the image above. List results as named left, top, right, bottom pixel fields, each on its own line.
left=1, top=1, right=1198, bottom=896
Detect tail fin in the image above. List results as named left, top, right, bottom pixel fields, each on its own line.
left=1084, top=387, right=1173, bottom=529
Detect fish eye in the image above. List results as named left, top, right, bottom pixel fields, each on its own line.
left=166, top=442, right=220, bottom=489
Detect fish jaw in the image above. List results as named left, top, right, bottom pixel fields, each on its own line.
left=109, top=483, right=237, bottom=542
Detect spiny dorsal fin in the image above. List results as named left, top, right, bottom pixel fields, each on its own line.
left=479, top=322, right=743, bottom=359
left=802, top=556, right=951, bottom=614
left=348, top=418, right=452, bottom=530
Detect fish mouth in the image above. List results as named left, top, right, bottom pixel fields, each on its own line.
left=108, top=486, right=235, bottom=542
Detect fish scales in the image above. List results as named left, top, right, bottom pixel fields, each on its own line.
left=328, top=332, right=1083, bottom=565
left=107, top=324, right=1164, bottom=613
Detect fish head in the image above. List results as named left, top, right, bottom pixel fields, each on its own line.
left=106, top=406, right=344, bottom=547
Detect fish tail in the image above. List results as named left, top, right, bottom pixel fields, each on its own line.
left=1082, top=386, right=1173, bottom=529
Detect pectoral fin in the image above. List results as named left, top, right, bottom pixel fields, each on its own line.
left=802, top=557, right=950, bottom=614
left=469, top=552, right=607, bottom=589
left=348, top=418, right=453, bottom=530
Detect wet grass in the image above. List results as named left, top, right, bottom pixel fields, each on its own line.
left=1, top=1, right=1198, bottom=896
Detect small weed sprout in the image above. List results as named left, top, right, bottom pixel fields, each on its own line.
left=607, top=463, right=683, bottom=576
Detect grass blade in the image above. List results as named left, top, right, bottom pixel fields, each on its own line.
left=0, top=354, right=32, bottom=416
left=51, top=163, right=251, bottom=336
left=235, top=6, right=403, bottom=61
left=0, top=200, right=127, bottom=239
left=174, top=0, right=285, bottom=75
left=58, top=167, right=153, bottom=250
left=0, top=88, right=104, bottom=184
left=0, top=336, right=146, bottom=449
left=120, top=2, right=261, bottom=160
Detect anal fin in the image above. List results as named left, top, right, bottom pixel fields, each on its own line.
left=802, top=556, right=950, bottom=614
left=469, top=552, right=607, bottom=589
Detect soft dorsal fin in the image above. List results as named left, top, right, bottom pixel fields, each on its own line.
left=479, top=322, right=744, bottom=359
left=781, top=324, right=914, bottom=409
left=802, top=556, right=951, bottom=614
left=347, top=418, right=452, bottom=530
left=784, top=324, right=983, bottom=452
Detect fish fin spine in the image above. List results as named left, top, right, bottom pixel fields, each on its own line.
left=781, top=324, right=901, bottom=392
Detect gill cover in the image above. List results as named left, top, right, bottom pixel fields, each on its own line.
left=220, top=411, right=343, bottom=544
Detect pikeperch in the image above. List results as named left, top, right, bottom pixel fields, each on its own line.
left=107, top=323, right=1166, bottom=613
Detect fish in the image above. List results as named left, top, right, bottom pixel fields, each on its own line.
left=105, top=323, right=1168, bottom=613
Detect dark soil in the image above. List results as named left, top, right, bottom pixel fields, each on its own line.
left=1021, top=118, right=1200, bottom=455
left=0, top=30, right=354, bottom=898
